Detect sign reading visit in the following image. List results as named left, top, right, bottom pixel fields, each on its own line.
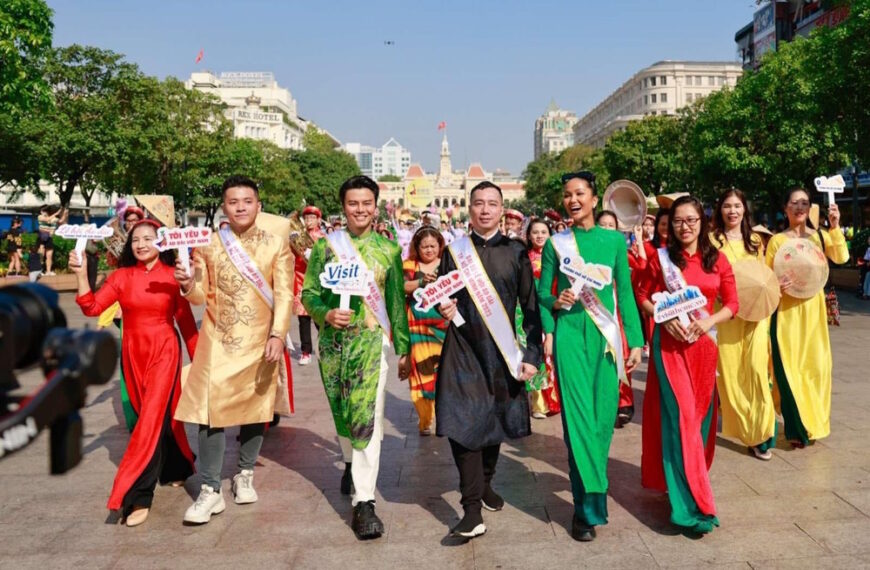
left=319, top=261, right=373, bottom=311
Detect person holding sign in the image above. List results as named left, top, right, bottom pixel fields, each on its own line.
left=402, top=226, right=448, bottom=435
left=536, top=172, right=642, bottom=542
left=765, top=188, right=848, bottom=449
left=636, top=195, right=738, bottom=535
left=69, top=219, right=199, bottom=527
left=301, top=175, right=411, bottom=540
left=174, top=176, right=294, bottom=525
left=710, top=189, right=777, bottom=460
left=435, top=181, right=543, bottom=540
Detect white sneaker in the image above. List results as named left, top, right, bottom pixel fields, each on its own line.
left=184, top=484, right=226, bottom=524
left=532, top=411, right=547, bottom=419
left=232, top=469, right=258, bottom=504
left=299, top=353, right=311, bottom=365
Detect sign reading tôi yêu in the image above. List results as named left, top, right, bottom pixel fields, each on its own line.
left=319, top=261, right=373, bottom=311
left=559, top=255, right=613, bottom=300
left=652, top=286, right=708, bottom=327
left=55, top=223, right=115, bottom=257
left=412, top=269, right=467, bottom=327
left=155, top=226, right=212, bottom=276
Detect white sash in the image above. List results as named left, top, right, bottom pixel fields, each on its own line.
left=551, top=230, right=628, bottom=385
left=656, top=247, right=716, bottom=341
left=219, top=227, right=275, bottom=308
left=448, top=235, right=524, bottom=380
left=326, top=230, right=392, bottom=339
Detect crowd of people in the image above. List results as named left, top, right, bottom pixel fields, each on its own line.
left=59, top=171, right=849, bottom=544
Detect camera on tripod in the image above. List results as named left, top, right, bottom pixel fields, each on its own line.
left=0, top=283, right=118, bottom=474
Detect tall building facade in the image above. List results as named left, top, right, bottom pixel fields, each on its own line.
left=572, top=61, right=743, bottom=148
left=186, top=71, right=338, bottom=150
left=534, top=100, right=578, bottom=159
left=344, top=138, right=411, bottom=179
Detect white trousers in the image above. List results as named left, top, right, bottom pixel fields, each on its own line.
left=338, top=335, right=389, bottom=506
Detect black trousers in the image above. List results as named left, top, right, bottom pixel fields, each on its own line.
left=298, top=315, right=313, bottom=354
left=122, top=392, right=193, bottom=516
left=449, top=438, right=501, bottom=514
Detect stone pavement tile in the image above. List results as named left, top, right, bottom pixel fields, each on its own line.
left=215, top=509, right=376, bottom=548
left=715, top=490, right=865, bottom=526
left=707, top=471, right=762, bottom=499
left=747, top=554, right=870, bottom=569
left=113, top=549, right=298, bottom=569
left=774, top=446, right=870, bottom=471
left=385, top=501, right=463, bottom=543
left=637, top=523, right=826, bottom=567
left=797, top=518, right=870, bottom=556
left=475, top=504, right=555, bottom=544
left=471, top=529, right=658, bottom=569
left=736, top=466, right=870, bottom=495
left=834, top=488, right=870, bottom=517
left=0, top=553, right=118, bottom=570
left=290, top=543, right=474, bottom=570
left=708, top=440, right=797, bottom=476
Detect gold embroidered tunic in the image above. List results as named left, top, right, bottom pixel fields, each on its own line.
left=175, top=224, right=293, bottom=428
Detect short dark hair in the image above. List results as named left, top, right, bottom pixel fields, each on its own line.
left=221, top=175, right=259, bottom=200
left=339, top=175, right=379, bottom=204
left=595, top=209, right=618, bottom=225
left=469, top=181, right=503, bottom=200
left=561, top=171, right=597, bottom=195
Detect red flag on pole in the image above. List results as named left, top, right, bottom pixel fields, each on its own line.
left=438, top=121, right=446, bottom=131
left=195, top=49, right=204, bottom=64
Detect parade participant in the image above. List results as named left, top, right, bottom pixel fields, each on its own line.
left=503, top=208, right=524, bottom=238
left=174, top=175, right=293, bottom=524
left=440, top=219, right=456, bottom=246
left=302, top=175, right=411, bottom=540
left=595, top=210, right=639, bottom=428
left=4, top=216, right=23, bottom=276
left=766, top=188, right=848, bottom=448
left=436, top=181, right=542, bottom=539
left=37, top=204, right=68, bottom=276
left=538, top=178, right=642, bottom=542
left=525, top=218, right=559, bottom=419
left=402, top=226, right=448, bottom=435
left=294, top=205, right=324, bottom=366
left=636, top=208, right=670, bottom=345
left=642, top=214, right=656, bottom=241
left=555, top=220, right=568, bottom=233
left=637, top=195, right=738, bottom=535
left=710, top=189, right=776, bottom=460
left=70, top=219, right=199, bottom=527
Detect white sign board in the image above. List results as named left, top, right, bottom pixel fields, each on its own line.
left=652, top=286, right=708, bottom=328
left=155, top=226, right=212, bottom=276
left=412, top=270, right=467, bottom=326
left=814, top=174, right=845, bottom=205
left=319, top=261, right=372, bottom=311
left=55, top=223, right=114, bottom=256
left=558, top=255, right=613, bottom=304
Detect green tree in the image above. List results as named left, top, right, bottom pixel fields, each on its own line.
left=292, top=147, right=360, bottom=215
left=258, top=142, right=305, bottom=214
left=302, top=128, right=338, bottom=152
left=0, top=0, right=54, bottom=116
left=378, top=174, right=401, bottom=182
left=523, top=145, right=606, bottom=211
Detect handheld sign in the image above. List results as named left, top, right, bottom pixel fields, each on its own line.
left=814, top=174, right=845, bottom=206
left=319, top=261, right=372, bottom=311
left=155, top=226, right=212, bottom=276
left=412, top=269, right=467, bottom=326
left=558, top=254, right=613, bottom=306
left=55, top=223, right=114, bottom=258
left=652, top=286, right=708, bottom=329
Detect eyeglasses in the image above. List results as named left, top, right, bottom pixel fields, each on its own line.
left=671, top=217, right=701, bottom=228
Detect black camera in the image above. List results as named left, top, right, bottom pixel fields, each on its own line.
left=0, top=283, right=117, bottom=474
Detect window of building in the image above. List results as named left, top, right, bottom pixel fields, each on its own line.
left=650, top=76, right=657, bottom=87
left=661, top=93, right=668, bottom=103
left=718, top=76, right=725, bottom=85
left=661, top=76, right=667, bottom=85
left=643, top=78, right=648, bottom=88
left=686, top=93, right=693, bottom=103
left=708, top=76, right=715, bottom=86
left=651, top=94, right=657, bottom=103
left=695, top=75, right=702, bottom=85
left=643, top=95, right=648, bottom=105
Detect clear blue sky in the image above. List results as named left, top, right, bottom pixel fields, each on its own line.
left=48, top=0, right=758, bottom=176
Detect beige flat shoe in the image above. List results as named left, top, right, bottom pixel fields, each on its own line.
left=125, top=507, right=150, bottom=527
left=169, top=481, right=185, bottom=488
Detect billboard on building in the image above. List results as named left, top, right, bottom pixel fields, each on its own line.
left=753, top=2, right=777, bottom=63
left=405, top=178, right=433, bottom=209
left=219, top=71, right=275, bottom=88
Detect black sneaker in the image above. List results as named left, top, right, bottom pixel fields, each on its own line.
left=450, top=509, right=486, bottom=539
left=571, top=514, right=596, bottom=542
left=351, top=500, right=384, bottom=540
left=482, top=486, right=504, bottom=512
left=616, top=406, right=634, bottom=428
left=340, top=462, right=352, bottom=495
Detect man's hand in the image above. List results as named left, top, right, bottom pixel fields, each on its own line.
left=326, top=308, right=354, bottom=329
left=174, top=258, right=193, bottom=293
left=625, top=347, right=642, bottom=374
left=264, top=336, right=284, bottom=362
left=397, top=355, right=411, bottom=381
left=438, top=298, right=458, bottom=321
left=68, top=251, right=85, bottom=274
left=518, top=362, right=537, bottom=382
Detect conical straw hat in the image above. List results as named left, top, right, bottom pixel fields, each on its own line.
left=135, top=195, right=176, bottom=228
left=655, top=192, right=689, bottom=209
left=773, top=237, right=829, bottom=299
left=732, top=259, right=781, bottom=321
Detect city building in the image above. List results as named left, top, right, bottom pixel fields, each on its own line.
left=186, top=71, right=338, bottom=150
left=572, top=61, right=744, bottom=148
left=534, top=100, right=578, bottom=159
left=344, top=138, right=411, bottom=179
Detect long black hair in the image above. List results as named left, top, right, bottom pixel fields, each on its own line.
left=712, top=188, right=759, bottom=256
left=525, top=217, right=552, bottom=251
left=651, top=207, right=670, bottom=248
left=117, top=221, right=176, bottom=268
left=782, top=187, right=815, bottom=230
left=667, top=195, right=719, bottom=273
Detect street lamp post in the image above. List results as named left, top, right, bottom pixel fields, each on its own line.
left=852, top=162, right=862, bottom=230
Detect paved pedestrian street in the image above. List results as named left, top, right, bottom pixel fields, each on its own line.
left=2, top=292, right=870, bottom=569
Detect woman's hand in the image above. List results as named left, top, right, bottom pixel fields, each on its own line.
left=422, top=271, right=437, bottom=284
left=543, top=333, right=553, bottom=358
left=778, top=274, right=793, bottom=294
left=326, top=308, right=354, bottom=329
left=625, top=347, right=642, bottom=373
left=174, top=258, right=194, bottom=293
left=828, top=203, right=840, bottom=229
left=397, top=355, right=411, bottom=381
left=68, top=251, right=85, bottom=274
left=686, top=317, right=714, bottom=343
left=662, top=318, right=690, bottom=343
left=553, top=288, right=575, bottom=311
